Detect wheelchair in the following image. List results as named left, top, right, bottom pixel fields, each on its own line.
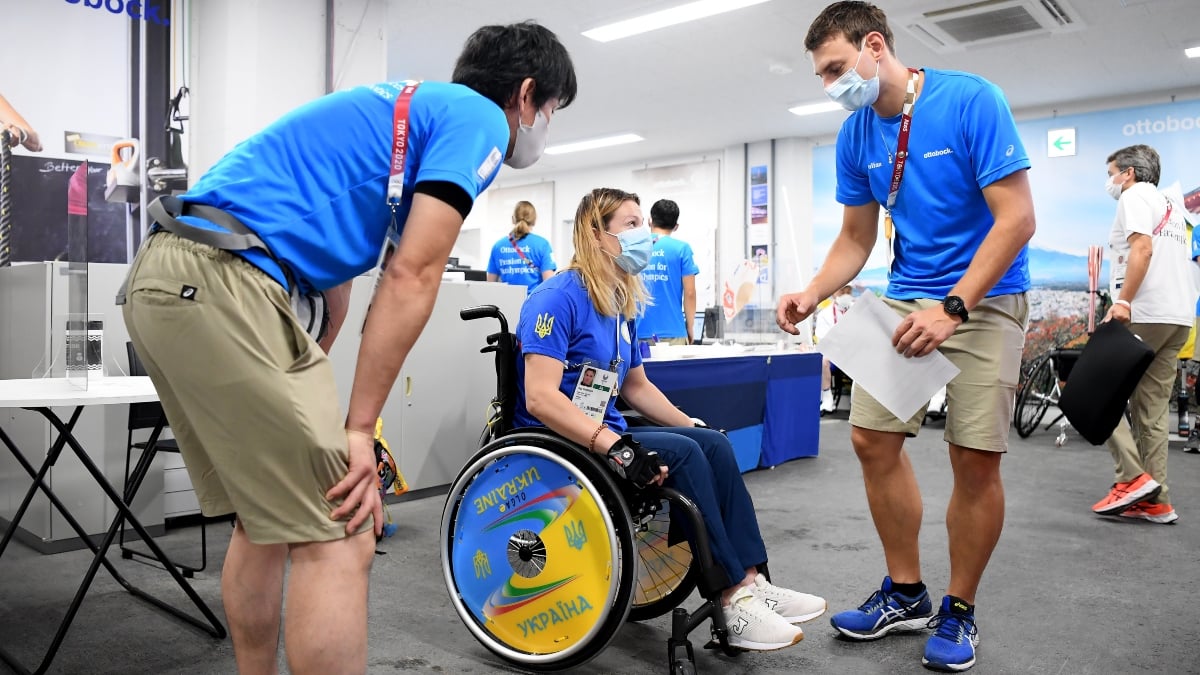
left=441, top=305, right=750, bottom=674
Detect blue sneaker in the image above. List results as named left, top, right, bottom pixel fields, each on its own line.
left=830, top=576, right=933, bottom=640
left=922, top=596, right=980, bottom=671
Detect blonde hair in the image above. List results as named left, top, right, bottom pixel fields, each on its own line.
left=510, top=200, right=537, bottom=238
left=568, top=188, right=648, bottom=318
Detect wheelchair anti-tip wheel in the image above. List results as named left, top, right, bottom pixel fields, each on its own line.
left=628, top=497, right=698, bottom=623
left=442, top=432, right=636, bottom=671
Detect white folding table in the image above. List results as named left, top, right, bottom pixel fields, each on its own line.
left=0, top=377, right=225, bottom=675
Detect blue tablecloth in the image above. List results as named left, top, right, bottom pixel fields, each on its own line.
left=641, top=352, right=821, bottom=471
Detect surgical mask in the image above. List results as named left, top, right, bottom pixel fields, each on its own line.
left=505, top=107, right=550, bottom=169
left=1105, top=172, right=1125, bottom=201
left=835, top=294, right=854, bottom=310
left=824, top=43, right=880, bottom=112
left=604, top=226, right=653, bottom=274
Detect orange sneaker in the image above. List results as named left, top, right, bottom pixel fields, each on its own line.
left=1119, top=502, right=1179, bottom=524
left=1092, top=473, right=1162, bottom=515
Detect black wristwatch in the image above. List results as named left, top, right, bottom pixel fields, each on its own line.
left=942, top=295, right=969, bottom=323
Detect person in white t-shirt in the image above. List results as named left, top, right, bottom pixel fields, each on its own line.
left=1092, top=144, right=1194, bottom=525
left=814, top=284, right=854, bottom=412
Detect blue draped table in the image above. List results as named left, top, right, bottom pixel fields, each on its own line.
left=641, top=351, right=821, bottom=471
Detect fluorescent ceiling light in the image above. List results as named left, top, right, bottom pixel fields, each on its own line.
left=545, top=134, right=644, bottom=155
left=583, top=0, right=773, bottom=42
left=788, top=101, right=844, bottom=116
left=1186, top=46, right=1200, bottom=58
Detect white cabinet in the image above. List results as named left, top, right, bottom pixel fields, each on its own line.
left=328, top=279, right=526, bottom=491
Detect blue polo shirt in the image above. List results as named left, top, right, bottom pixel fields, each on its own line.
left=487, top=232, right=556, bottom=293
left=637, top=234, right=700, bottom=340
left=835, top=68, right=1031, bottom=299
left=514, top=271, right=641, bottom=433
left=176, top=81, right=510, bottom=292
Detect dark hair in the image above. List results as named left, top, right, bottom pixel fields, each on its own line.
left=650, top=199, right=680, bottom=230
left=1107, top=144, right=1161, bottom=186
left=804, top=1, right=894, bottom=54
left=452, top=22, right=578, bottom=111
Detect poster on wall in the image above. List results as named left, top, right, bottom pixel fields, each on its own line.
left=9, top=155, right=128, bottom=263
left=810, top=98, right=1200, bottom=366
left=749, top=164, right=769, bottom=226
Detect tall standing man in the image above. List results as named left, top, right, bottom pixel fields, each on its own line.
left=776, top=2, right=1035, bottom=671
left=637, top=199, right=700, bottom=345
left=120, top=22, right=576, bottom=675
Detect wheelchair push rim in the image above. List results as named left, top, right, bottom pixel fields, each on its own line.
left=441, top=441, right=635, bottom=669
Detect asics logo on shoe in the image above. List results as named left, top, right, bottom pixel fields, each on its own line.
left=874, top=602, right=920, bottom=629
left=952, top=601, right=970, bottom=613
left=731, top=616, right=749, bottom=635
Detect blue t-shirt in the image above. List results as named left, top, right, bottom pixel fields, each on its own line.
left=514, top=271, right=641, bottom=433
left=835, top=69, right=1032, bottom=299
left=177, top=81, right=510, bottom=291
left=1191, top=224, right=1200, bottom=317
left=637, top=234, right=700, bottom=340
left=487, top=232, right=556, bottom=293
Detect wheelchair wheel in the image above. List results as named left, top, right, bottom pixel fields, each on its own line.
left=1015, top=356, right=1054, bottom=438
left=441, top=432, right=636, bottom=672
left=627, top=497, right=699, bottom=623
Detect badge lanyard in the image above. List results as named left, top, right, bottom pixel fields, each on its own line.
left=508, top=233, right=537, bottom=270
left=362, top=81, right=420, bottom=334
left=882, top=68, right=920, bottom=275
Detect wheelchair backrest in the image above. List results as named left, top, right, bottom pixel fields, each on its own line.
left=461, top=305, right=520, bottom=437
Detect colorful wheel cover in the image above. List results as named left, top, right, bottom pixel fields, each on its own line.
left=450, top=451, right=617, bottom=655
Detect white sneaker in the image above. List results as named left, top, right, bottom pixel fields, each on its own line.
left=820, top=389, right=835, bottom=413
left=750, top=573, right=827, bottom=623
left=722, top=585, right=804, bottom=651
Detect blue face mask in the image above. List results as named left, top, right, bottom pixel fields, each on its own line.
left=605, top=225, right=653, bottom=274
left=824, top=42, right=880, bottom=112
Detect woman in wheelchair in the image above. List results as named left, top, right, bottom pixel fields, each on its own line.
left=514, top=187, right=826, bottom=652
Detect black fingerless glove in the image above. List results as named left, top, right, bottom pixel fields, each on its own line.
left=605, top=434, right=661, bottom=488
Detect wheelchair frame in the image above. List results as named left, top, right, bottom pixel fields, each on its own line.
left=442, top=305, right=749, bottom=674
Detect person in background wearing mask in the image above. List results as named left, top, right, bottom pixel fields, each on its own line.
left=487, top=200, right=556, bottom=293
left=1092, top=144, right=1193, bottom=524
left=775, top=2, right=1034, bottom=671
left=517, top=187, right=827, bottom=652
left=120, top=22, right=576, bottom=675
left=637, top=199, right=700, bottom=345
left=814, top=284, right=855, bottom=413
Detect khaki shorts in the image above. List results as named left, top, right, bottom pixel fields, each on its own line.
left=849, top=293, right=1029, bottom=453
left=122, top=232, right=371, bottom=544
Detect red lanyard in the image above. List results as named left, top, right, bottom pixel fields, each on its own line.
left=1152, top=201, right=1174, bottom=236
left=508, top=233, right=536, bottom=269
left=387, top=82, right=420, bottom=206
left=885, top=68, right=921, bottom=212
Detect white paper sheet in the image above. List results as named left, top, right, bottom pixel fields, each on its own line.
left=816, top=292, right=961, bottom=420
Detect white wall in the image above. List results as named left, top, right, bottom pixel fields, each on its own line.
left=3, top=0, right=130, bottom=159
left=187, top=0, right=386, bottom=179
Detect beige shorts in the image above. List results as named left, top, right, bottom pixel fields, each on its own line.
left=122, top=232, right=371, bottom=544
left=849, top=293, right=1029, bottom=453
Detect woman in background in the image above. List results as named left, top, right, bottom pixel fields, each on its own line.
left=487, top=200, right=556, bottom=293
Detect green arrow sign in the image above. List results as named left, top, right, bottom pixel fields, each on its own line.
left=1053, top=136, right=1072, bottom=151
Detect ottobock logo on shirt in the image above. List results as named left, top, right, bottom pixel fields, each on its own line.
left=923, top=147, right=954, bottom=159
left=868, top=161, right=884, bottom=170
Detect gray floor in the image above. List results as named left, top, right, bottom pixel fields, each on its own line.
left=2, top=413, right=1199, bottom=675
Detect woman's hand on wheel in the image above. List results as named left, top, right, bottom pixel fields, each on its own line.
left=605, top=435, right=668, bottom=488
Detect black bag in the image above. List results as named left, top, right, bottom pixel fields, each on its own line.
left=1057, top=320, right=1155, bottom=445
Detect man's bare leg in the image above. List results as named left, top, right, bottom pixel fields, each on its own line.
left=945, top=444, right=1004, bottom=603
left=223, top=520, right=288, bottom=675
left=851, top=427, right=923, bottom=583
left=284, top=529, right=376, bottom=675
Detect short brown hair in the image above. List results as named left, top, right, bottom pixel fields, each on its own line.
left=805, top=1, right=895, bottom=54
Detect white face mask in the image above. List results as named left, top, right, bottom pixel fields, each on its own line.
left=824, top=42, right=880, bottom=112
left=1105, top=172, right=1125, bottom=201
left=505, top=107, right=550, bottom=170
left=835, top=294, right=854, bottom=310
